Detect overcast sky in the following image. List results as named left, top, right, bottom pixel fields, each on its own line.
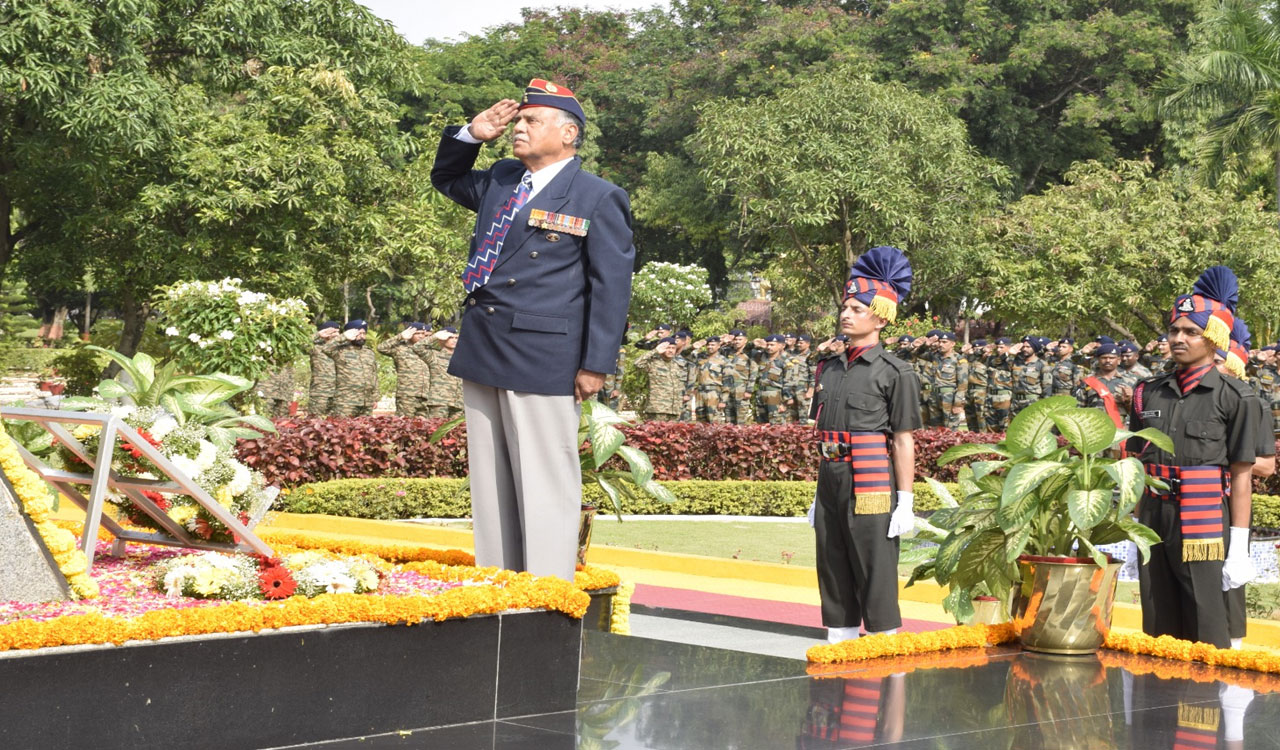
left=358, top=1, right=670, bottom=45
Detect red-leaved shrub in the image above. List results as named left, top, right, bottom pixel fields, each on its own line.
left=237, top=417, right=1012, bottom=488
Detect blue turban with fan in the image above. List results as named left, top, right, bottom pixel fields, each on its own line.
left=1171, top=266, right=1237, bottom=352
left=844, top=246, right=912, bottom=323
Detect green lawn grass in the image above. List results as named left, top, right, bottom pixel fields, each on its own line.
left=588, top=519, right=817, bottom=567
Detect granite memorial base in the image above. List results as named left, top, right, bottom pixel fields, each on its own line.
left=0, top=608, right=582, bottom=749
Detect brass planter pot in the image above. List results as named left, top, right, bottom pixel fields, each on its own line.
left=1011, top=555, right=1121, bottom=655
left=970, top=596, right=1010, bottom=625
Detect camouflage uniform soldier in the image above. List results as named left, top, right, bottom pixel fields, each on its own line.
left=329, top=320, right=379, bottom=417
left=674, top=330, right=697, bottom=422
left=1074, top=343, right=1133, bottom=423
left=424, top=327, right=464, bottom=419
left=964, top=339, right=988, bottom=432
left=1143, top=335, right=1172, bottom=374
left=257, top=364, right=295, bottom=418
left=724, top=329, right=755, bottom=425
left=929, top=332, right=967, bottom=430
left=376, top=322, right=432, bottom=417
left=596, top=346, right=625, bottom=411
left=692, top=337, right=731, bottom=423
left=1047, top=337, right=1084, bottom=398
left=985, top=337, right=1015, bottom=431
left=789, top=334, right=816, bottom=422
left=1119, top=340, right=1153, bottom=380
left=633, top=338, right=687, bottom=421
left=1253, top=346, right=1280, bottom=435
left=752, top=334, right=795, bottom=424
left=1010, top=337, right=1051, bottom=415
left=307, top=321, right=341, bottom=416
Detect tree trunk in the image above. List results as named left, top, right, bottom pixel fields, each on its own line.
left=342, top=281, right=350, bottom=323
left=364, top=285, right=376, bottom=324
left=1274, top=149, right=1280, bottom=221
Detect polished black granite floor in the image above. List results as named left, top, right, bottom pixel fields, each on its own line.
left=287, top=629, right=1280, bottom=749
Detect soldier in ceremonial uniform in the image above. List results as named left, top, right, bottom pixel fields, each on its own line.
left=1010, top=336, right=1050, bottom=416
left=377, top=322, right=432, bottom=417
left=811, top=246, right=921, bottom=644
left=329, top=320, right=379, bottom=417
left=929, top=332, right=967, bottom=430
left=985, top=338, right=1015, bottom=432
left=634, top=337, right=687, bottom=421
left=258, top=364, right=295, bottom=418
left=692, top=335, right=731, bottom=423
left=1047, top=337, right=1084, bottom=398
left=964, top=339, right=988, bottom=432
left=1127, top=266, right=1258, bottom=649
left=724, top=329, right=755, bottom=425
left=307, top=321, right=341, bottom=416
left=753, top=334, right=796, bottom=424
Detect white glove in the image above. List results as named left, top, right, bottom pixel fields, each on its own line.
left=1219, top=683, right=1254, bottom=741
left=433, top=330, right=451, bottom=341
left=400, top=327, right=416, bottom=340
left=807, top=500, right=815, bottom=528
left=887, top=490, right=915, bottom=538
left=1222, top=526, right=1256, bottom=591
left=341, top=328, right=360, bottom=341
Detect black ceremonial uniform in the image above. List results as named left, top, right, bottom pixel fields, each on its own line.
left=1226, top=383, right=1273, bottom=641
left=810, top=344, right=921, bottom=632
left=1127, top=367, right=1258, bottom=648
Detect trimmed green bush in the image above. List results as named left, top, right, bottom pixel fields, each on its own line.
left=278, top=478, right=963, bottom=519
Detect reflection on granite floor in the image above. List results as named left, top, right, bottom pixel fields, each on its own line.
left=292, top=629, right=1280, bottom=749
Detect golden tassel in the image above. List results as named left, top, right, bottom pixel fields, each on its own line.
left=1204, top=314, right=1231, bottom=353
left=1181, top=538, right=1224, bottom=562
left=868, top=295, right=897, bottom=323
left=1178, top=703, right=1221, bottom=732
left=854, top=492, right=891, bottom=515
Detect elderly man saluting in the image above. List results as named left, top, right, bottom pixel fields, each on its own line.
left=431, top=79, right=635, bottom=581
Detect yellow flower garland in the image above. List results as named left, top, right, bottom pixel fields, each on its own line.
left=0, top=428, right=98, bottom=599
left=806, top=623, right=1017, bottom=664
left=609, top=581, right=634, bottom=635
left=1104, top=631, right=1280, bottom=674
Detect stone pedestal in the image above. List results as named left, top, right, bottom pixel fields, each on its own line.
left=0, top=472, right=70, bottom=603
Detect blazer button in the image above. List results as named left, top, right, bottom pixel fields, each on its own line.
left=485, top=306, right=495, bottom=315
left=529, top=251, right=539, bottom=259
left=468, top=298, right=477, bottom=306
left=506, top=278, right=516, bottom=286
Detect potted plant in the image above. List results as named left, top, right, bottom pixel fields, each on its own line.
left=909, top=395, right=1171, bottom=654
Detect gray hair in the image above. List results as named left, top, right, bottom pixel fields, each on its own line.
left=557, top=110, right=585, bottom=150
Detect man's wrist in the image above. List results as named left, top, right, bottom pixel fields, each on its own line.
left=453, top=125, right=483, bottom=144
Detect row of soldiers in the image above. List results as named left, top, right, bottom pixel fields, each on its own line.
left=904, top=330, right=1280, bottom=434
left=258, top=320, right=465, bottom=418
left=620, top=325, right=847, bottom=424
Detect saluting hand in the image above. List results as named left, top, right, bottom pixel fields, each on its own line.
left=469, top=99, right=520, bottom=142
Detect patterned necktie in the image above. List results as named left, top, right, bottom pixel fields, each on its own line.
left=1177, top=363, right=1213, bottom=395
left=462, top=172, right=533, bottom=293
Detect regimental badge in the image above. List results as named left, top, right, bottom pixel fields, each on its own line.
left=545, top=232, right=561, bottom=242
left=1178, top=297, right=1194, bottom=312
left=528, top=209, right=589, bottom=237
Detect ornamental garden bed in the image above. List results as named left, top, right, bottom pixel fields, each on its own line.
left=0, top=525, right=621, bottom=748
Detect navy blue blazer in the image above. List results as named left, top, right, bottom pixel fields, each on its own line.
left=431, top=126, right=635, bottom=396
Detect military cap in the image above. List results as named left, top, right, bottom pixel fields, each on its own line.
left=343, top=319, right=367, bottom=331
left=729, top=329, right=745, bottom=337
left=834, top=334, right=850, bottom=342
left=407, top=322, right=429, bottom=331
left=973, top=338, right=987, bottom=347
left=1095, top=335, right=1115, bottom=345
left=1157, top=335, right=1167, bottom=342
left=658, top=336, right=676, bottom=345
left=1096, top=343, right=1120, bottom=356
left=518, top=78, right=587, bottom=123
left=927, top=329, right=942, bottom=338
left=1118, top=341, right=1138, bottom=354
left=797, top=334, right=812, bottom=342
left=675, top=330, right=692, bottom=339
left=318, top=321, right=340, bottom=331
left=764, top=334, right=786, bottom=343
left=995, top=337, right=1011, bottom=346
left=1171, top=265, right=1238, bottom=351
left=937, top=331, right=957, bottom=341
left=898, top=335, right=915, bottom=344
left=656, top=323, right=673, bottom=331
left=1058, top=337, right=1075, bottom=345
left=443, top=326, right=459, bottom=334
left=845, top=246, right=912, bottom=322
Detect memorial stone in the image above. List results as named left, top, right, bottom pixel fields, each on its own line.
left=0, top=471, right=71, bottom=603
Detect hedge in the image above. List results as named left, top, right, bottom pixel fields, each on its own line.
left=277, top=477, right=960, bottom=519
left=237, top=417, right=1004, bottom=487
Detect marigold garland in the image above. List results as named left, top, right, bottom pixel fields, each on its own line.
left=609, top=581, right=634, bottom=635
left=1103, top=631, right=1280, bottom=674
left=1097, top=650, right=1280, bottom=694
left=806, top=623, right=1017, bottom=664
left=0, top=428, right=98, bottom=599
left=806, top=648, right=993, bottom=679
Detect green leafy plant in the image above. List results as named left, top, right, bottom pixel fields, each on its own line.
left=63, top=346, right=275, bottom=448
left=579, top=399, right=677, bottom=518
left=909, top=395, right=1170, bottom=622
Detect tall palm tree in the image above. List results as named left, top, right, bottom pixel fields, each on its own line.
left=1159, top=0, right=1280, bottom=218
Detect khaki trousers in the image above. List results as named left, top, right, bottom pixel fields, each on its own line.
left=463, top=380, right=582, bottom=581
